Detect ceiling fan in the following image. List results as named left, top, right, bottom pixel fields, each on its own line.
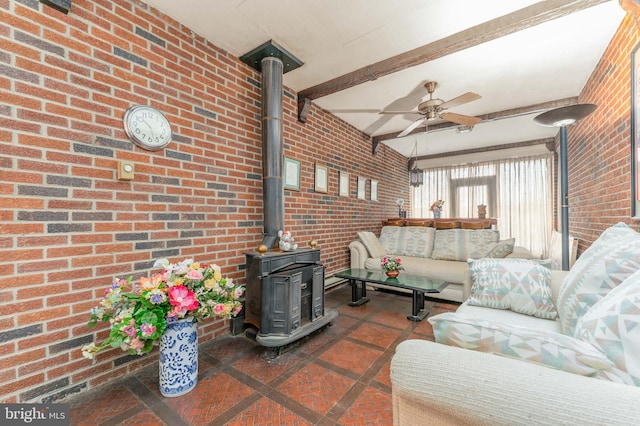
left=381, top=81, right=482, bottom=138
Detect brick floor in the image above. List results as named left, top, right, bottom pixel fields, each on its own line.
left=67, top=285, right=457, bottom=425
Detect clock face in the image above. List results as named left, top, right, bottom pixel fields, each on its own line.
left=123, top=105, right=172, bottom=151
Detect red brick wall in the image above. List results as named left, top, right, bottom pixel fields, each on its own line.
left=0, top=0, right=408, bottom=402
left=569, top=13, right=640, bottom=253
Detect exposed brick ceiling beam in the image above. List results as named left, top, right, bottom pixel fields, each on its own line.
left=297, top=0, right=609, bottom=122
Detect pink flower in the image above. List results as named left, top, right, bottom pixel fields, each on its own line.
left=213, top=303, right=226, bottom=315
left=168, top=285, right=198, bottom=311
left=139, top=323, right=156, bottom=337
left=234, top=287, right=244, bottom=298
left=129, top=337, right=144, bottom=351
left=122, top=319, right=137, bottom=336
left=186, top=270, right=203, bottom=280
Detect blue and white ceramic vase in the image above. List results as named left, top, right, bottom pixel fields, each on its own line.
left=159, top=317, right=198, bottom=397
left=433, top=211, right=441, bottom=219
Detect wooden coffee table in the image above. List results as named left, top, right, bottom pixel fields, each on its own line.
left=334, top=268, right=448, bottom=321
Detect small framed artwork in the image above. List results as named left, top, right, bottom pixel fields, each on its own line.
left=370, top=180, right=378, bottom=201
left=632, top=41, right=640, bottom=218
left=315, top=163, right=328, bottom=193
left=284, top=157, right=300, bottom=191
left=339, top=171, right=350, bottom=197
left=357, top=176, right=366, bottom=200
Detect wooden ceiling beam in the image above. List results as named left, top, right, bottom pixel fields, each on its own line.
left=298, top=0, right=608, bottom=113
left=371, top=97, right=578, bottom=154
left=415, top=138, right=556, bottom=162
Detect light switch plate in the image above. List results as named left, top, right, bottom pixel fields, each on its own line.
left=117, top=161, right=134, bottom=180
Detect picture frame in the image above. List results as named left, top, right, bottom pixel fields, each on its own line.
left=339, top=171, right=350, bottom=197
left=315, top=163, right=328, bottom=193
left=632, top=42, right=640, bottom=218
left=284, top=157, right=301, bottom=191
left=370, top=180, right=378, bottom=201
left=357, top=176, right=366, bottom=200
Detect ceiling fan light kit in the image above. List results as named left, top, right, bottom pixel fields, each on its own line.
left=386, top=81, right=482, bottom=138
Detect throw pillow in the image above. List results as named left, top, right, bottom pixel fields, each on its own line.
left=557, top=222, right=640, bottom=335
left=431, top=229, right=499, bottom=261
left=486, top=238, right=515, bottom=258
left=574, top=268, right=640, bottom=386
left=357, top=231, right=386, bottom=258
left=467, top=258, right=557, bottom=319
left=429, top=312, right=616, bottom=379
left=379, top=226, right=435, bottom=258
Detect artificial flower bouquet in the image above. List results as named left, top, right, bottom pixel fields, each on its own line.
left=381, top=256, right=404, bottom=272
left=82, top=258, right=244, bottom=359
left=430, top=200, right=445, bottom=212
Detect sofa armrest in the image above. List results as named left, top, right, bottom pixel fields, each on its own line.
left=348, top=240, right=368, bottom=269
left=391, top=340, right=640, bottom=426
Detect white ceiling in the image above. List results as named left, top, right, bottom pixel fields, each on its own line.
left=144, top=0, right=625, bottom=162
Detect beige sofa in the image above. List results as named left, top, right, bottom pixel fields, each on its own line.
left=349, top=225, right=532, bottom=303
left=390, top=222, right=640, bottom=425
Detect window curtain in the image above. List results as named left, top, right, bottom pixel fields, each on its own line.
left=413, top=155, right=552, bottom=258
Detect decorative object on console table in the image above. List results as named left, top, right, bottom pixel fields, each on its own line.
left=430, top=200, right=444, bottom=219
left=478, top=204, right=487, bottom=219
left=159, top=318, right=198, bottom=397
left=396, top=198, right=404, bottom=217
left=244, top=248, right=338, bottom=348
left=386, top=270, right=400, bottom=278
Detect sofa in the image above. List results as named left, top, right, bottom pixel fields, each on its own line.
left=390, top=222, right=640, bottom=425
left=349, top=223, right=533, bottom=303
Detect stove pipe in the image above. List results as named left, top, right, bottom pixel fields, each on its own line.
left=261, top=56, right=284, bottom=248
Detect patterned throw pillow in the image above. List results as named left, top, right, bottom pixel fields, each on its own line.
left=431, top=229, right=499, bottom=261
left=574, top=269, right=640, bottom=386
left=429, top=312, right=616, bottom=379
left=378, top=226, right=435, bottom=258
left=467, top=258, right=557, bottom=319
left=557, top=222, right=640, bottom=335
left=357, top=231, right=386, bottom=258
left=486, top=238, right=515, bottom=258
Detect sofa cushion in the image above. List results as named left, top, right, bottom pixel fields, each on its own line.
left=431, top=229, right=500, bottom=261
left=467, top=258, right=557, bottom=319
left=379, top=226, right=435, bottom=258
left=486, top=238, right=515, bottom=258
left=574, top=269, right=640, bottom=386
left=557, top=222, right=640, bottom=335
left=429, top=312, right=616, bottom=379
left=357, top=231, right=386, bottom=258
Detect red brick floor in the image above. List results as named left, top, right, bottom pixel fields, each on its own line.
left=67, top=284, right=457, bottom=425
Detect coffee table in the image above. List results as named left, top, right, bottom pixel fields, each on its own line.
left=334, top=268, right=448, bottom=321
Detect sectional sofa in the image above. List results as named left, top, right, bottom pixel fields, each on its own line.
left=391, top=222, right=640, bottom=425
left=349, top=222, right=533, bottom=303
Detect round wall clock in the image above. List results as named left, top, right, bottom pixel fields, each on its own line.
left=123, top=105, right=172, bottom=151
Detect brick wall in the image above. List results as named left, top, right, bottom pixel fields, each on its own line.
left=0, top=0, right=409, bottom=402
left=569, top=13, right=640, bottom=253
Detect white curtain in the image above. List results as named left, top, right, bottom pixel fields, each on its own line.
left=412, top=155, right=552, bottom=258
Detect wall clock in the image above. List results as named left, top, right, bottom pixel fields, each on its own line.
left=123, top=105, right=172, bottom=151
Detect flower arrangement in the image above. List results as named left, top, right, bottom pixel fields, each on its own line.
left=81, top=258, right=244, bottom=359
left=430, top=200, right=445, bottom=212
left=381, top=256, right=404, bottom=272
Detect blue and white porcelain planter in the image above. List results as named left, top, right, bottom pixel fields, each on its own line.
left=159, top=317, right=198, bottom=397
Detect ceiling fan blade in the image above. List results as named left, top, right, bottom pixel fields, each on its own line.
left=440, top=92, right=481, bottom=110
left=397, top=118, right=425, bottom=138
left=440, top=112, right=482, bottom=127
left=379, top=110, right=420, bottom=115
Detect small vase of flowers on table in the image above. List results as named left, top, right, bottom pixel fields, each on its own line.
left=430, top=200, right=445, bottom=219
left=381, top=256, right=404, bottom=278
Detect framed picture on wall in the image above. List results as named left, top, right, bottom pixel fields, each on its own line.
left=632, top=42, right=640, bottom=218
left=370, top=180, right=378, bottom=201
left=339, top=171, right=350, bottom=197
left=357, top=176, right=366, bottom=200
left=284, top=157, right=300, bottom=191
left=315, top=163, right=328, bottom=193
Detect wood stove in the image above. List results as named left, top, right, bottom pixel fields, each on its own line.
left=244, top=248, right=338, bottom=347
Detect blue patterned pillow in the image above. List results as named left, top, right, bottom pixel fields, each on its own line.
left=429, top=312, right=616, bottom=378
left=557, top=222, right=640, bottom=335
left=574, top=269, right=640, bottom=386
left=431, top=229, right=499, bottom=261
left=468, top=258, right=557, bottom=319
